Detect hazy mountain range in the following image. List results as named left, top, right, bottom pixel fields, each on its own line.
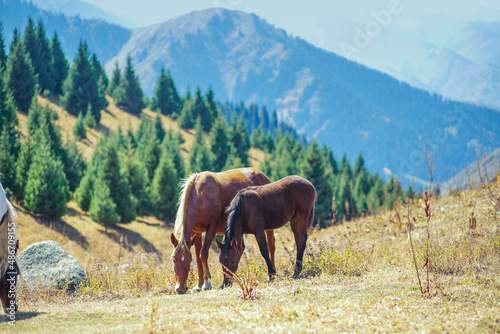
left=2, top=1, right=499, bottom=186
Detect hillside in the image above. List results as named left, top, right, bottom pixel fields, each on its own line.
left=107, top=8, right=500, bottom=185
left=8, top=179, right=500, bottom=332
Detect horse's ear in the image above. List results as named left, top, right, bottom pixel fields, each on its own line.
left=216, top=239, right=223, bottom=250
left=230, top=237, right=237, bottom=250
left=170, top=233, right=179, bottom=247
left=188, top=234, right=197, bottom=247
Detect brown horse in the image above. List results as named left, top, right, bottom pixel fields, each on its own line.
left=0, top=182, right=20, bottom=314
left=170, top=168, right=275, bottom=294
left=217, top=175, right=315, bottom=286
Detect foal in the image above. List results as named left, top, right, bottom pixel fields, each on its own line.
left=218, top=175, right=315, bottom=286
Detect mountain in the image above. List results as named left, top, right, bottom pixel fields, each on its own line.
left=0, top=0, right=131, bottom=62
left=26, top=0, right=139, bottom=28
left=317, top=13, right=500, bottom=110
left=107, top=8, right=500, bottom=185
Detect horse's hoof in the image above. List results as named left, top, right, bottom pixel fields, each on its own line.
left=192, top=286, right=202, bottom=293
left=203, top=281, right=213, bottom=290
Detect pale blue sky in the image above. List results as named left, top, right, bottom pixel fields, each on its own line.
left=81, top=0, right=500, bottom=53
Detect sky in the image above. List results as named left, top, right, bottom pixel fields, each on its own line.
left=80, top=0, right=500, bottom=53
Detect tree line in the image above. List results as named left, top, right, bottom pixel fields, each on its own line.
left=0, top=20, right=416, bottom=229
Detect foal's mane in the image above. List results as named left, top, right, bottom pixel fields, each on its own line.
left=222, top=191, right=244, bottom=253
left=173, top=173, right=198, bottom=248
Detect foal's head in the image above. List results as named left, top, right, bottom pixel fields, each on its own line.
left=217, top=237, right=239, bottom=287
left=170, top=233, right=196, bottom=294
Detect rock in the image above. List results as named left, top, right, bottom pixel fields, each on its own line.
left=17, top=240, right=86, bottom=291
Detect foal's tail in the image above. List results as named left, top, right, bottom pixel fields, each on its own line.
left=308, top=202, right=315, bottom=228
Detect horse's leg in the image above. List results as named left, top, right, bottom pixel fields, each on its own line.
left=265, top=230, right=276, bottom=268
left=290, top=216, right=308, bottom=279
left=200, top=222, right=217, bottom=290
left=192, top=232, right=204, bottom=292
left=255, top=229, right=276, bottom=280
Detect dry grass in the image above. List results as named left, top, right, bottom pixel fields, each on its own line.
left=1, top=183, right=498, bottom=332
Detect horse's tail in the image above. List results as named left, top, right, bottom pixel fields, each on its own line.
left=223, top=191, right=244, bottom=252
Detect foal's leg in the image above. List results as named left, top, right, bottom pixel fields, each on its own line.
left=265, top=230, right=276, bottom=268
left=255, top=229, right=276, bottom=279
left=290, top=217, right=308, bottom=279
left=200, top=221, right=218, bottom=290
left=193, top=233, right=204, bottom=292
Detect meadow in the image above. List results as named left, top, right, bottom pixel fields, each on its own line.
left=1, top=180, right=498, bottom=333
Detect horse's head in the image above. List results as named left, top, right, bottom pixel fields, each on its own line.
left=0, top=240, right=19, bottom=314
left=217, top=237, right=239, bottom=287
left=170, top=233, right=196, bottom=294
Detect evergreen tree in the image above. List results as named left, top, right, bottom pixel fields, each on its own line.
left=89, top=173, right=120, bottom=228
left=0, top=23, right=7, bottom=69
left=178, top=90, right=194, bottom=129
left=321, top=145, right=338, bottom=175
left=151, top=67, right=180, bottom=116
left=0, top=63, right=18, bottom=154
left=189, top=117, right=212, bottom=173
left=84, top=104, right=96, bottom=128
left=162, top=131, right=185, bottom=178
left=230, top=115, right=249, bottom=166
left=113, top=55, right=144, bottom=114
left=0, top=124, right=17, bottom=197
left=223, top=144, right=245, bottom=171
left=192, top=87, right=212, bottom=132
left=271, top=149, right=294, bottom=182
left=367, top=176, right=384, bottom=213
left=74, top=173, right=93, bottom=212
left=149, top=154, right=178, bottom=220
left=90, top=53, right=108, bottom=112
left=154, top=112, right=165, bottom=142
left=23, top=139, right=70, bottom=218
left=34, top=20, right=54, bottom=93
left=353, top=153, right=365, bottom=178
left=140, top=132, right=161, bottom=181
left=62, top=41, right=102, bottom=122
left=73, top=112, right=86, bottom=139
left=300, top=139, right=333, bottom=228
left=50, top=32, right=68, bottom=95
left=205, top=87, right=219, bottom=125
left=336, top=171, right=353, bottom=222
left=15, top=139, right=32, bottom=201
left=210, top=115, right=230, bottom=172
left=23, top=18, right=39, bottom=70
left=100, top=142, right=135, bottom=222
left=250, top=128, right=266, bottom=150
left=122, top=148, right=150, bottom=216
left=7, top=29, right=36, bottom=112
left=107, top=62, right=121, bottom=95
left=353, top=169, right=369, bottom=215
left=62, top=140, right=86, bottom=192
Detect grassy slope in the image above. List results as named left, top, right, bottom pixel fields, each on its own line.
left=5, top=97, right=499, bottom=332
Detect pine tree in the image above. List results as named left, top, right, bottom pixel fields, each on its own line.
left=151, top=67, right=180, bottom=116
left=113, top=55, right=144, bottom=114
left=336, top=171, right=353, bottom=222
left=209, top=115, right=231, bottom=172
left=50, top=32, right=68, bottom=95
left=107, top=62, right=121, bottom=95
left=23, top=139, right=70, bottom=218
left=62, top=140, right=86, bottom=192
left=0, top=23, right=7, bottom=69
left=192, top=87, right=212, bottom=132
left=0, top=63, right=18, bottom=152
left=34, top=20, right=54, bottom=93
left=0, top=124, right=17, bottom=197
left=74, top=173, right=93, bottom=212
left=205, top=87, right=219, bottom=128
left=73, top=112, right=86, bottom=140
left=178, top=90, right=194, bottom=129
left=15, top=139, right=32, bottom=201
left=353, top=153, right=365, bottom=178
left=223, top=144, right=245, bottom=171
left=230, top=115, right=249, bottom=166
left=149, top=154, right=178, bottom=220
left=122, top=148, right=150, bottom=216
left=100, top=142, right=135, bottom=222
left=7, top=29, right=36, bottom=112
left=23, top=18, right=39, bottom=70
left=300, top=139, right=333, bottom=228
left=187, top=118, right=211, bottom=173
left=162, top=131, right=185, bottom=178
left=154, top=112, right=165, bottom=142
left=89, top=53, right=108, bottom=111
left=271, top=149, right=294, bottom=181
left=353, top=169, right=369, bottom=215
left=84, top=104, right=96, bottom=128
left=367, top=176, right=384, bottom=213
left=89, top=173, right=120, bottom=228
left=140, top=132, right=161, bottom=181
left=62, top=41, right=102, bottom=122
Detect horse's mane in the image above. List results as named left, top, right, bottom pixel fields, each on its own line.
left=222, top=191, right=244, bottom=253
left=173, top=173, right=198, bottom=246
left=0, top=197, right=16, bottom=279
